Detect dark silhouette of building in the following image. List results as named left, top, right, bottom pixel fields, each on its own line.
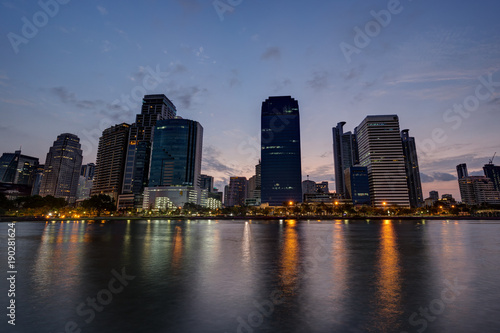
left=332, top=122, right=359, bottom=196
left=261, top=96, right=302, bottom=206
left=0, top=150, right=39, bottom=187
left=227, top=177, right=247, bottom=207
left=401, top=129, right=424, bottom=208
left=483, top=163, right=500, bottom=192
left=456, top=163, right=468, bottom=180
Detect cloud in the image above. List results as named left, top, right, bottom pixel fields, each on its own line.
left=170, top=85, right=207, bottom=109
left=51, top=87, right=103, bottom=110
left=0, top=98, right=35, bottom=106
left=101, top=40, right=112, bottom=53
left=303, top=164, right=334, bottom=183
left=97, top=6, right=107, bottom=15
left=272, top=78, right=292, bottom=92
left=261, top=47, right=281, bottom=61
left=470, top=170, right=485, bottom=176
left=202, top=145, right=240, bottom=175
left=420, top=173, right=434, bottom=183
left=176, top=0, right=201, bottom=12
left=432, top=172, right=456, bottom=182
left=342, top=66, right=364, bottom=81
left=307, top=71, right=330, bottom=91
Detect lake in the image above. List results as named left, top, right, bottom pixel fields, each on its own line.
left=1, top=219, right=499, bottom=333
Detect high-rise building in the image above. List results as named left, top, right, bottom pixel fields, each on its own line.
left=120, top=94, right=177, bottom=208
left=0, top=150, right=39, bottom=186
left=261, top=96, right=302, bottom=206
left=332, top=122, right=359, bottom=196
left=456, top=163, right=468, bottom=180
left=200, top=174, right=215, bottom=193
left=91, top=123, right=130, bottom=202
left=356, top=115, right=410, bottom=207
left=31, top=164, right=44, bottom=196
left=344, top=166, right=370, bottom=205
left=39, top=133, right=83, bottom=203
left=254, top=161, right=261, bottom=202
left=227, top=177, right=247, bottom=207
left=401, top=129, right=424, bottom=208
left=458, top=176, right=500, bottom=205
left=143, top=118, right=204, bottom=209
left=77, top=163, right=95, bottom=200
left=483, top=163, right=500, bottom=192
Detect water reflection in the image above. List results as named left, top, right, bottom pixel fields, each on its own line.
left=279, top=220, right=299, bottom=296
left=370, top=220, right=403, bottom=332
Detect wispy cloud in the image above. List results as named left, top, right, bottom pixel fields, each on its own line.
left=261, top=47, right=281, bottom=61
left=51, top=87, right=103, bottom=109
left=97, top=5, right=107, bottom=15
left=307, top=71, right=330, bottom=91
left=0, top=98, right=35, bottom=107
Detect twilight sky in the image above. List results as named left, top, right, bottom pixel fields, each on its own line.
left=1, top=0, right=500, bottom=199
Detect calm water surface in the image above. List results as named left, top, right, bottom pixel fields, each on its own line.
left=1, top=219, right=499, bottom=333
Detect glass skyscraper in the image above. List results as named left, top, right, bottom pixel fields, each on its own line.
left=483, top=162, right=500, bottom=192
left=39, top=133, right=83, bottom=203
left=0, top=150, right=39, bottom=186
left=148, top=118, right=203, bottom=188
left=332, top=121, right=359, bottom=196
left=120, top=94, right=176, bottom=208
left=401, top=129, right=424, bottom=208
left=261, top=96, right=302, bottom=206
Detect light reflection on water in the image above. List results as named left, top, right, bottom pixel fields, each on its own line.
left=1, top=219, right=500, bottom=333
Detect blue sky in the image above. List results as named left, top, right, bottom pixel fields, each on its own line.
left=1, top=0, right=499, bottom=199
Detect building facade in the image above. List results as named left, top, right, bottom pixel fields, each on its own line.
left=401, top=129, right=424, bottom=208
left=261, top=96, right=302, bottom=206
left=227, top=177, right=247, bottom=207
left=91, top=123, right=130, bottom=202
left=483, top=163, right=500, bottom=192
left=0, top=150, right=39, bottom=186
left=77, top=163, right=95, bottom=200
left=39, top=133, right=83, bottom=203
left=120, top=94, right=177, bottom=208
left=458, top=176, right=500, bottom=205
left=344, top=166, right=371, bottom=205
left=143, top=118, right=204, bottom=209
left=356, top=115, right=410, bottom=207
left=332, top=121, right=359, bottom=196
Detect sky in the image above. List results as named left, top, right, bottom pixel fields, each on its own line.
left=1, top=0, right=500, bottom=200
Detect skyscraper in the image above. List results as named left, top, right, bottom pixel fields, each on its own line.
left=456, top=163, right=468, bottom=180
left=0, top=150, right=39, bottom=186
left=332, top=122, right=359, bottom=196
left=227, top=177, right=248, bottom=207
left=356, top=115, right=410, bottom=207
left=120, top=94, right=177, bottom=208
left=401, top=129, right=424, bottom=208
left=261, top=96, right=302, bottom=206
left=77, top=163, right=95, bottom=200
left=91, top=123, right=130, bottom=202
left=39, top=133, right=83, bottom=203
left=143, top=118, right=204, bottom=209
left=200, top=174, right=215, bottom=193
left=483, top=162, right=500, bottom=192
left=458, top=176, right=500, bottom=205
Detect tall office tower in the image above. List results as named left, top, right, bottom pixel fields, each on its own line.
left=77, top=162, right=95, bottom=200
left=39, top=133, right=83, bottom=203
left=332, top=122, right=359, bottom=196
left=200, top=174, right=215, bottom=193
left=458, top=176, right=500, bottom=205
left=143, top=118, right=203, bottom=209
left=344, top=166, right=370, bottom=205
left=254, top=160, right=261, bottom=201
left=31, top=164, right=45, bottom=195
left=120, top=94, right=177, bottom=207
left=0, top=150, right=39, bottom=186
left=356, top=115, right=410, bottom=207
left=91, top=123, right=130, bottom=202
left=429, top=191, right=439, bottom=201
left=483, top=162, right=500, bottom=192
left=148, top=119, right=203, bottom=188
left=456, top=163, right=468, bottom=180
left=224, top=185, right=229, bottom=206
left=227, top=177, right=248, bottom=207
left=261, top=96, right=302, bottom=206
left=401, top=129, right=424, bottom=208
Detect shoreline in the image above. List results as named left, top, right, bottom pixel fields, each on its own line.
left=1, top=215, right=499, bottom=222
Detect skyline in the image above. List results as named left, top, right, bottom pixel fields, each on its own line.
left=2, top=0, right=500, bottom=200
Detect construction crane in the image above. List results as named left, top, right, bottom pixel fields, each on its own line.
left=489, top=152, right=496, bottom=165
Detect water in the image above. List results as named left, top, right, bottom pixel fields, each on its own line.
left=1, top=219, right=499, bottom=333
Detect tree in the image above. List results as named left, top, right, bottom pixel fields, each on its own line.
left=81, top=194, right=116, bottom=216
